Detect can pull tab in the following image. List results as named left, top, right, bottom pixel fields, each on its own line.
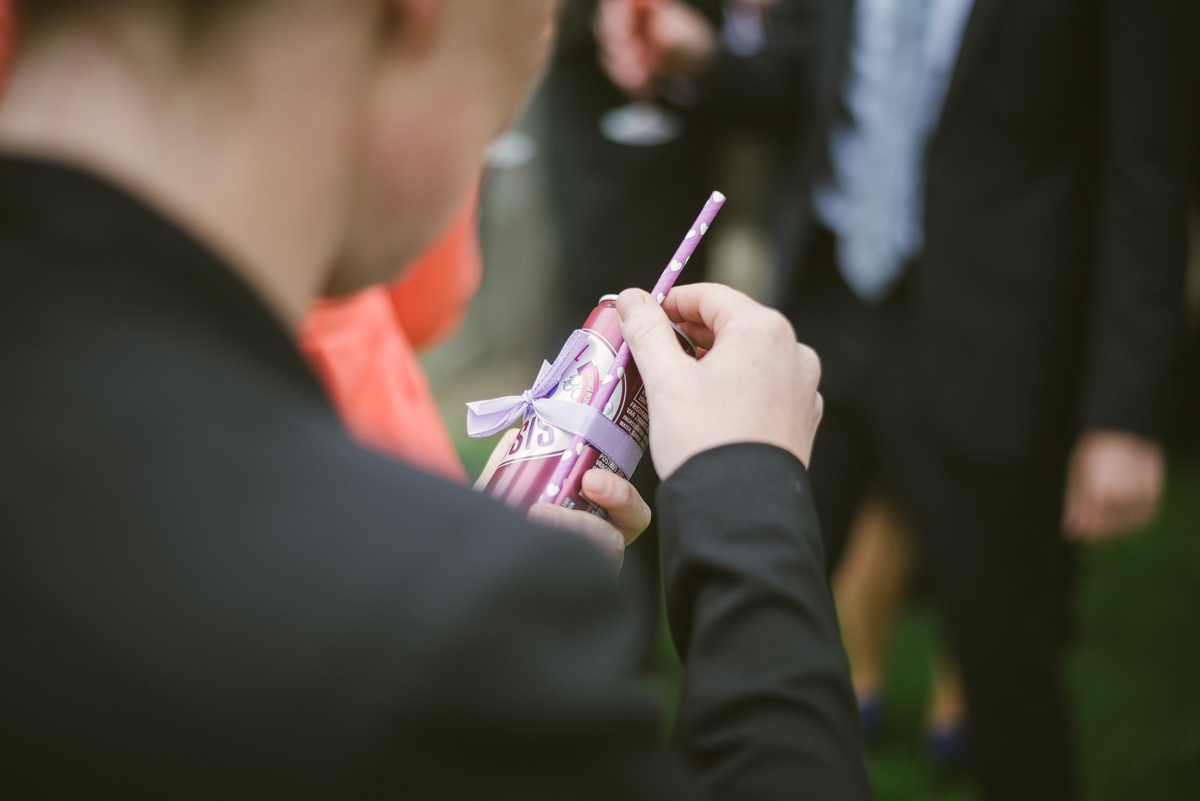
left=670, top=321, right=700, bottom=358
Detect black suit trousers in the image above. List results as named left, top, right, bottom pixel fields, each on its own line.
left=792, top=229, right=1078, bottom=801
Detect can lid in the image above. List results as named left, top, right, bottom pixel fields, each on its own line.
left=599, top=294, right=620, bottom=303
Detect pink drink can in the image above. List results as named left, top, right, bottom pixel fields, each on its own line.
left=484, top=295, right=695, bottom=517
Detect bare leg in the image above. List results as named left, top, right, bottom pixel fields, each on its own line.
left=923, top=648, right=970, bottom=773
left=833, top=495, right=971, bottom=758
left=927, top=653, right=966, bottom=734
left=832, top=496, right=913, bottom=702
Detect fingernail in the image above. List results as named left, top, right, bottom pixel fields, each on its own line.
left=582, top=469, right=611, bottom=494
left=529, top=505, right=547, bottom=525
left=616, top=290, right=648, bottom=321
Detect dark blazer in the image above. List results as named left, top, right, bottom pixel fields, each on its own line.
left=1187, top=0, right=1200, bottom=464
left=1089, top=0, right=1193, bottom=451
left=0, top=157, right=871, bottom=800
left=1114, top=0, right=1200, bottom=458
left=550, top=0, right=724, bottom=176
left=707, top=0, right=1187, bottom=462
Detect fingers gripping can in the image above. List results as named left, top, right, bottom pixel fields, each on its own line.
left=484, top=296, right=694, bottom=517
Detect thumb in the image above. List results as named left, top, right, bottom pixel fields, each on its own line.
left=617, top=289, right=687, bottom=386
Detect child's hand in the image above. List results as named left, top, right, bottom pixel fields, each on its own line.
left=475, top=431, right=651, bottom=570
left=618, top=283, right=824, bottom=479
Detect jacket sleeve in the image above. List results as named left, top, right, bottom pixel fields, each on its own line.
left=1080, top=0, right=1192, bottom=438
left=371, top=508, right=697, bottom=801
left=657, top=444, right=873, bottom=801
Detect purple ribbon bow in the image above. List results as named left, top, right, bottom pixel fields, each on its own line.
left=465, top=330, right=645, bottom=478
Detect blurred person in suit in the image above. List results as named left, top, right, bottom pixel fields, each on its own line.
left=599, top=0, right=1191, bottom=798
left=0, top=0, right=872, bottom=797
left=558, top=0, right=819, bottom=321
left=545, top=0, right=721, bottom=337
left=597, top=0, right=976, bottom=774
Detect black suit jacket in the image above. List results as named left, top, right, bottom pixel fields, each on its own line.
left=1104, top=0, right=1199, bottom=455
left=0, top=157, right=871, bottom=800
left=706, top=0, right=1187, bottom=462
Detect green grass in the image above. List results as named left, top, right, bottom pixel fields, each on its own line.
left=858, top=470, right=1200, bottom=801
left=865, top=608, right=978, bottom=801
left=461, top=432, right=1200, bottom=799
left=805, top=472, right=1199, bottom=801
left=1069, top=469, right=1200, bottom=801
left=790, top=471, right=1199, bottom=801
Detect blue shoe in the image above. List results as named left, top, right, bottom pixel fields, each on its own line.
left=858, top=693, right=884, bottom=746
left=923, top=722, right=968, bottom=774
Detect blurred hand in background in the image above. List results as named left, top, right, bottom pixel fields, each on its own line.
left=1063, top=430, right=1165, bottom=542
left=595, top=0, right=718, bottom=95
left=595, top=0, right=662, bottom=97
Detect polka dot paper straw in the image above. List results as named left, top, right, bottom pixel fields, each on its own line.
left=536, top=191, right=727, bottom=507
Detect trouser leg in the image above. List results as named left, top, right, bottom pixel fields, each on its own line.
left=901, top=449, right=1077, bottom=801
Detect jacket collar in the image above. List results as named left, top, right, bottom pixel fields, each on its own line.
left=825, top=0, right=1013, bottom=140
left=936, top=0, right=1013, bottom=131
